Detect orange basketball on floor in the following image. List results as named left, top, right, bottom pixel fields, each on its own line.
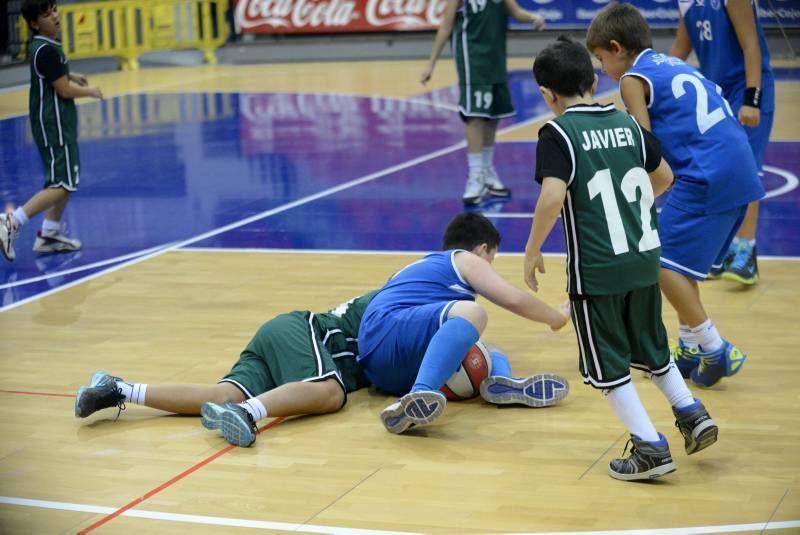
left=440, top=341, right=493, bottom=401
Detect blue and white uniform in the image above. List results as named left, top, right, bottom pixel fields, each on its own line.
left=623, top=49, right=764, bottom=278
left=358, top=250, right=476, bottom=395
left=679, top=0, right=774, bottom=172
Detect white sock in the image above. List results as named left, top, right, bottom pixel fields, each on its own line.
left=603, top=382, right=660, bottom=442
left=650, top=363, right=694, bottom=409
left=481, top=145, right=495, bottom=171
left=116, top=381, right=147, bottom=405
left=691, top=319, right=723, bottom=352
left=678, top=324, right=696, bottom=348
left=42, top=219, right=61, bottom=233
left=240, top=398, right=268, bottom=422
left=467, top=152, right=482, bottom=176
left=11, top=207, right=28, bottom=228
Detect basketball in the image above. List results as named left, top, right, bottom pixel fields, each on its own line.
left=440, top=341, right=493, bottom=401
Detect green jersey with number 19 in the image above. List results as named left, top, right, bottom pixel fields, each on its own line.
left=548, top=105, right=661, bottom=296
left=452, top=0, right=508, bottom=85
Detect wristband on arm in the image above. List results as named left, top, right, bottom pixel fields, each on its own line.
left=744, top=87, right=761, bottom=108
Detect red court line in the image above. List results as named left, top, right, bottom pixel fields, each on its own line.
left=78, top=416, right=287, bottom=534
left=0, top=389, right=74, bottom=398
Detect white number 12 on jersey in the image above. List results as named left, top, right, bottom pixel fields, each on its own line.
left=587, top=167, right=660, bottom=255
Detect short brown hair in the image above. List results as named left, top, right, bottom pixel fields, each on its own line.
left=586, top=3, right=652, bottom=55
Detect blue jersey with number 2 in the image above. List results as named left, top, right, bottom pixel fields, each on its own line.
left=623, top=49, right=764, bottom=214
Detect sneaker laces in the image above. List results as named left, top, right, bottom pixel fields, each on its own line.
left=729, top=242, right=752, bottom=271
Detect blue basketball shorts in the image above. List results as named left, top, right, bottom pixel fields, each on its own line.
left=358, top=301, right=458, bottom=396
left=659, top=204, right=747, bottom=280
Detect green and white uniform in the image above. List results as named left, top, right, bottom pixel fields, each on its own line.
left=535, top=104, right=670, bottom=388
left=29, top=35, right=80, bottom=190
left=221, top=291, right=379, bottom=402
left=451, top=0, right=514, bottom=119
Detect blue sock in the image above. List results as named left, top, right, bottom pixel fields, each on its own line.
left=411, top=317, right=479, bottom=392
left=489, top=351, right=512, bottom=378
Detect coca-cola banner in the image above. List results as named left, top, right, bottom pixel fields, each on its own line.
left=234, top=0, right=798, bottom=34
left=234, top=0, right=446, bottom=34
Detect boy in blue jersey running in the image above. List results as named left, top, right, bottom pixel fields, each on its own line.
left=669, top=0, right=774, bottom=285
left=358, top=212, right=571, bottom=434
left=586, top=4, right=764, bottom=388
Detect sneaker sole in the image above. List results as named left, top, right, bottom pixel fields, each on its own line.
left=720, top=271, right=758, bottom=285
left=74, top=371, right=113, bottom=418
left=686, top=421, right=718, bottom=455
left=479, top=374, right=569, bottom=407
left=201, top=403, right=256, bottom=447
left=381, top=391, right=446, bottom=434
left=608, top=461, right=677, bottom=481
left=487, top=189, right=511, bottom=198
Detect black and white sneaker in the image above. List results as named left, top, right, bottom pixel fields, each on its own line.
left=75, top=371, right=125, bottom=418
left=608, top=433, right=676, bottom=481
left=483, top=167, right=511, bottom=197
left=0, top=213, right=18, bottom=261
left=673, top=399, right=718, bottom=455
left=462, top=171, right=488, bottom=206
left=201, top=402, right=258, bottom=447
left=33, top=229, right=82, bottom=254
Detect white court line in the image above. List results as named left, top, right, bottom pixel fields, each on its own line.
left=0, top=242, right=178, bottom=290
left=0, top=90, right=618, bottom=313
left=0, top=496, right=797, bottom=534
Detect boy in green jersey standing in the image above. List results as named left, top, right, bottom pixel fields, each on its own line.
left=421, top=0, right=544, bottom=206
left=526, top=38, right=717, bottom=481
left=0, top=0, right=103, bottom=262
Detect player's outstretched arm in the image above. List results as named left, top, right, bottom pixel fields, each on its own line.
left=420, top=0, right=460, bottom=85
left=728, top=0, right=763, bottom=127
left=455, top=251, right=568, bottom=330
left=669, top=16, right=693, bottom=59
left=525, top=177, right=566, bottom=292
left=503, top=0, right=544, bottom=28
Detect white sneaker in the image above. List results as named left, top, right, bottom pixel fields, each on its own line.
left=483, top=167, right=511, bottom=197
left=33, top=229, right=82, bottom=253
left=462, top=171, right=487, bottom=206
left=0, top=213, right=18, bottom=262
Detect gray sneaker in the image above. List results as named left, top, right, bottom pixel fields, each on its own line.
left=608, top=434, right=676, bottom=481
left=673, top=399, right=718, bottom=455
left=479, top=374, right=569, bottom=407
left=381, top=390, right=446, bottom=434
left=33, top=229, right=82, bottom=254
left=483, top=167, right=511, bottom=197
left=201, top=402, right=257, bottom=447
left=0, top=213, right=18, bottom=261
left=75, top=371, right=125, bottom=418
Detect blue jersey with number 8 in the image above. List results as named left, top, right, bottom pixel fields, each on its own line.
left=623, top=49, right=764, bottom=214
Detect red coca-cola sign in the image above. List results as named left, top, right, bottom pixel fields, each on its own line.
left=234, top=0, right=447, bottom=33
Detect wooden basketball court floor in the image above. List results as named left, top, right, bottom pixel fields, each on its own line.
left=0, top=57, right=799, bottom=534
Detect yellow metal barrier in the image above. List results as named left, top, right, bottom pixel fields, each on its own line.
left=18, top=0, right=229, bottom=70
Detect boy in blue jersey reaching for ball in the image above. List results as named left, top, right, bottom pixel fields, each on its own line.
left=358, top=212, right=571, bottom=434
left=670, top=0, right=775, bottom=284
left=586, top=4, right=764, bottom=389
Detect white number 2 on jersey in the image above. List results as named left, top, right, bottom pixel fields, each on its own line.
left=671, top=73, right=733, bottom=134
left=587, top=167, right=660, bottom=256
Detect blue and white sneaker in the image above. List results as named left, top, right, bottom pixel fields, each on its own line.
left=721, top=241, right=759, bottom=285
left=479, top=374, right=569, bottom=407
left=201, top=402, right=257, bottom=447
left=671, top=340, right=701, bottom=378
left=381, top=391, right=446, bottom=434
left=690, top=341, right=747, bottom=388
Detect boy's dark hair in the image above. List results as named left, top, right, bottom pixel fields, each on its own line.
left=532, top=37, right=594, bottom=98
left=442, top=212, right=501, bottom=251
left=585, top=3, right=652, bottom=55
left=22, top=0, right=56, bottom=30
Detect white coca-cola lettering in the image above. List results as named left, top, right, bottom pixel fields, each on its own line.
left=236, top=0, right=292, bottom=28
left=292, top=0, right=358, bottom=27
left=365, top=0, right=444, bottom=26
